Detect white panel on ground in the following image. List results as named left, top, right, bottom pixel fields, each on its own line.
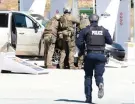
left=24, top=60, right=44, bottom=67
left=0, top=52, right=49, bottom=75
left=98, top=0, right=120, bottom=38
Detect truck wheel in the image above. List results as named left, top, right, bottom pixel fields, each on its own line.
left=52, top=48, right=61, bottom=65
left=11, top=44, right=16, bottom=50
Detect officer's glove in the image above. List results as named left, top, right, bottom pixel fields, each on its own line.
left=74, top=57, right=79, bottom=67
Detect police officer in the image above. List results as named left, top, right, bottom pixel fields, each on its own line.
left=76, top=14, right=113, bottom=103
left=43, top=14, right=61, bottom=68
left=58, top=5, right=80, bottom=69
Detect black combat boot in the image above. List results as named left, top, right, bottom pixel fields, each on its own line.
left=74, top=57, right=78, bottom=67
left=84, top=77, right=92, bottom=103
left=85, top=97, right=92, bottom=103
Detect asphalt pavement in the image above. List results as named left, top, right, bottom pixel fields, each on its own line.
left=0, top=65, right=134, bottom=104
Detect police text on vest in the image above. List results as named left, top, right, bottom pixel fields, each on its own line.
left=92, top=31, right=103, bottom=35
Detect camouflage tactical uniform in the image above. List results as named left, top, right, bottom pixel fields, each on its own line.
left=43, top=14, right=61, bottom=68
left=75, top=14, right=90, bottom=69
left=59, top=13, right=80, bottom=69
left=80, top=13, right=90, bottom=29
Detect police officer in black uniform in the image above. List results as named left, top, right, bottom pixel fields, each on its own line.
left=76, top=14, right=113, bottom=103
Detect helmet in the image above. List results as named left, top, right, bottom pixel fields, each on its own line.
left=55, top=14, right=61, bottom=20
left=89, top=14, right=99, bottom=22
left=63, top=5, right=72, bottom=14
left=83, top=13, right=88, bottom=19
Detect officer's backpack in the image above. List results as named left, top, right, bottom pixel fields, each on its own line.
left=59, top=15, right=68, bottom=29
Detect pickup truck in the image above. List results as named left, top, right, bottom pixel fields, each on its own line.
left=0, top=11, right=45, bottom=56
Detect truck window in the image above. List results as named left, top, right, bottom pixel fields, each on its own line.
left=25, top=16, right=34, bottom=28
left=13, top=13, right=34, bottom=28
left=0, top=13, right=8, bottom=27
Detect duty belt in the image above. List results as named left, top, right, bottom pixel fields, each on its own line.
left=87, top=50, right=104, bottom=54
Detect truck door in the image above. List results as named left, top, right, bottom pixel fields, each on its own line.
left=13, top=13, right=42, bottom=56
left=0, top=13, right=10, bottom=51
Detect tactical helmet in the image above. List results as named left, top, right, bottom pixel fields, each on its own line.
left=89, top=14, right=99, bottom=22
left=63, top=5, right=72, bottom=14
left=55, top=14, right=61, bottom=20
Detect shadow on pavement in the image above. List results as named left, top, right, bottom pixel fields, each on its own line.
left=55, top=99, right=96, bottom=104
left=1, top=70, right=49, bottom=75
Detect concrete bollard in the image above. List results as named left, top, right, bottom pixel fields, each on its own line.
left=125, top=42, right=135, bottom=66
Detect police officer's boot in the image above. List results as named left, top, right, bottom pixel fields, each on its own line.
left=85, top=77, right=92, bottom=103
left=85, top=97, right=92, bottom=103
left=98, top=83, right=104, bottom=99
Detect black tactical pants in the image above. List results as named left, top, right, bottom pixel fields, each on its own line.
left=84, top=53, right=106, bottom=101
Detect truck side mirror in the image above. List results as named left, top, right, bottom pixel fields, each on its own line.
left=34, top=23, right=39, bottom=33
left=34, top=23, right=39, bottom=28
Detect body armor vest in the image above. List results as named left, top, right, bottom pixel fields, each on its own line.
left=60, top=14, right=73, bottom=30
left=85, top=26, right=105, bottom=51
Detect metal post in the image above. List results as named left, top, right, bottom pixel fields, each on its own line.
left=72, top=0, right=79, bottom=18
left=95, top=0, right=97, bottom=14
left=71, top=0, right=75, bottom=26
left=92, top=0, right=96, bottom=14
left=92, top=0, right=95, bottom=14
left=18, top=0, right=20, bottom=11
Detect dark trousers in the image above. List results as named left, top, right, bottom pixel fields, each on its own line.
left=84, top=53, right=106, bottom=99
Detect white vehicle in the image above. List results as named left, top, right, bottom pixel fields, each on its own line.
left=0, top=11, right=45, bottom=56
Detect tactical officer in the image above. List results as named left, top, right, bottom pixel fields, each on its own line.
left=76, top=14, right=113, bottom=103
left=43, top=14, right=61, bottom=68
left=74, top=13, right=90, bottom=69
left=80, top=13, right=90, bottom=29
left=58, top=5, right=80, bottom=69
